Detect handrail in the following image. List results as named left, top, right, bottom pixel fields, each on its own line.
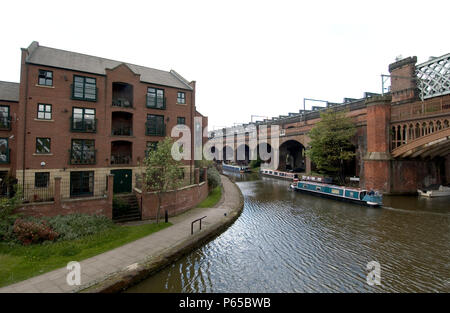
left=191, top=216, right=207, bottom=235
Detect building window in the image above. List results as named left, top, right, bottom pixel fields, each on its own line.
left=177, top=117, right=186, bottom=125
left=36, top=138, right=51, bottom=154
left=177, top=92, right=185, bottom=104
left=0, top=106, right=10, bottom=129
left=72, top=75, right=97, bottom=101
left=70, top=171, right=94, bottom=197
left=35, top=172, right=50, bottom=188
left=38, top=70, right=53, bottom=86
left=71, top=107, right=96, bottom=132
left=70, top=139, right=95, bottom=164
left=37, top=104, right=52, bottom=120
left=0, top=138, right=9, bottom=163
left=146, top=114, right=165, bottom=136
left=146, top=88, right=165, bottom=109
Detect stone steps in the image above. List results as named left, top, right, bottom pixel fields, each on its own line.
left=113, top=193, right=141, bottom=222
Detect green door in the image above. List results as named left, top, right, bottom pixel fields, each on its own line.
left=111, top=169, right=132, bottom=193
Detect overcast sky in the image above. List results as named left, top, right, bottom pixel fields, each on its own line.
left=2, top=0, right=450, bottom=130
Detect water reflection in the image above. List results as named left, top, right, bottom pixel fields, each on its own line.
left=127, top=174, right=450, bottom=293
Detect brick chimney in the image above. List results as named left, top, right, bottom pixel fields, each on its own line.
left=388, top=56, right=418, bottom=103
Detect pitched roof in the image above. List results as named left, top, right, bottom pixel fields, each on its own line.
left=0, top=81, right=19, bottom=102
left=25, top=42, right=193, bottom=90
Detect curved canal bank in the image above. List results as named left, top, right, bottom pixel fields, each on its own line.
left=81, top=175, right=244, bottom=293
left=127, top=172, right=450, bottom=293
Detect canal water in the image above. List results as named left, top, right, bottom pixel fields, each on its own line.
left=127, top=172, right=450, bottom=293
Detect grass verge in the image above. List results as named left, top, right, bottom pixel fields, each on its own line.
left=0, top=222, right=171, bottom=288
left=196, top=186, right=222, bottom=208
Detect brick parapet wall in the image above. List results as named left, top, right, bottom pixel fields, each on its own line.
left=15, top=197, right=112, bottom=219
left=139, top=181, right=209, bottom=220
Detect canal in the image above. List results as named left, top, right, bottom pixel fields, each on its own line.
left=127, top=172, right=450, bottom=293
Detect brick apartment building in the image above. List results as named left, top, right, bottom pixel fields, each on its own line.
left=0, top=41, right=207, bottom=201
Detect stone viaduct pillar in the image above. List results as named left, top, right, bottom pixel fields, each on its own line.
left=363, top=95, right=392, bottom=193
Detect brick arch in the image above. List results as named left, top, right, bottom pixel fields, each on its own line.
left=277, top=139, right=306, bottom=172
left=235, top=143, right=251, bottom=164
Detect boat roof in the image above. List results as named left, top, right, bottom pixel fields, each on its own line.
left=299, top=180, right=366, bottom=192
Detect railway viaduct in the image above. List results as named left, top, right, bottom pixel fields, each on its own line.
left=208, top=53, right=450, bottom=194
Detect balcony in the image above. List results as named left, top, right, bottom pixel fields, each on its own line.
left=70, top=116, right=97, bottom=133
left=69, top=149, right=96, bottom=165
left=110, top=154, right=132, bottom=165
left=146, top=94, right=166, bottom=110
left=111, top=141, right=132, bottom=165
left=111, top=112, right=133, bottom=136
left=146, top=122, right=165, bottom=136
left=112, top=99, right=133, bottom=108
left=111, top=126, right=132, bottom=136
left=112, top=82, right=133, bottom=108
left=0, top=117, right=11, bottom=130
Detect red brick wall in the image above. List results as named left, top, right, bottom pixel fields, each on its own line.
left=364, top=160, right=390, bottom=192
left=389, top=57, right=417, bottom=103
left=366, top=101, right=391, bottom=153
left=15, top=197, right=112, bottom=219
left=390, top=159, right=443, bottom=193
left=140, top=182, right=209, bottom=220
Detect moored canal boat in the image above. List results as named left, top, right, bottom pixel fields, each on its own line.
left=290, top=176, right=382, bottom=207
left=417, top=185, right=450, bottom=197
left=222, top=162, right=251, bottom=173
left=260, top=168, right=298, bottom=180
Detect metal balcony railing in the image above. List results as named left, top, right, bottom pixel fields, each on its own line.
left=70, top=116, right=97, bottom=133
left=112, top=98, right=133, bottom=108
left=110, top=154, right=132, bottom=165
left=145, top=122, right=166, bottom=136
left=111, top=126, right=133, bottom=136
left=68, top=149, right=97, bottom=165
left=146, top=95, right=166, bottom=109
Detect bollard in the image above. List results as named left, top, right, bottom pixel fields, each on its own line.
left=165, top=210, right=168, bottom=223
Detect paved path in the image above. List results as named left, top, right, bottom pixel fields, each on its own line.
left=0, top=175, right=242, bottom=293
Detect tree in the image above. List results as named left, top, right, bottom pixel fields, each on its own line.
left=144, top=137, right=184, bottom=223
left=306, top=108, right=356, bottom=184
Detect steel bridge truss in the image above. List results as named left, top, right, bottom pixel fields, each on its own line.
left=416, top=53, right=450, bottom=100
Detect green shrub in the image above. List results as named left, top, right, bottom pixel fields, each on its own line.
left=45, top=214, right=115, bottom=241
left=207, top=166, right=222, bottom=190
left=249, top=158, right=261, bottom=168
left=195, top=159, right=214, bottom=169
left=0, top=190, right=23, bottom=242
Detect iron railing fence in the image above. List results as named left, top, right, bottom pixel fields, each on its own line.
left=18, top=178, right=54, bottom=203
left=17, top=174, right=109, bottom=203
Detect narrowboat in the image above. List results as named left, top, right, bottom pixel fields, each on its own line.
left=259, top=168, right=298, bottom=180
left=222, top=162, right=251, bottom=173
left=290, top=176, right=383, bottom=207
